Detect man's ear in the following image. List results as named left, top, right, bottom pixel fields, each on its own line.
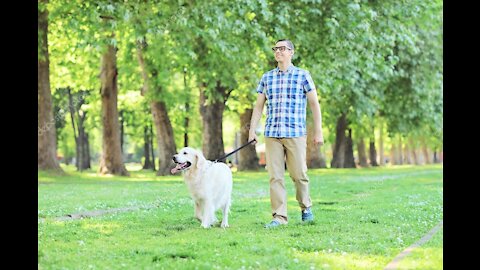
left=196, top=150, right=206, bottom=169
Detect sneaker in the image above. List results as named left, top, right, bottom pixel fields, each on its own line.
left=302, top=207, right=314, bottom=222
left=264, top=220, right=282, bottom=229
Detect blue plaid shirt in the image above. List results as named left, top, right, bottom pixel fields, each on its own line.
left=256, top=64, right=316, bottom=138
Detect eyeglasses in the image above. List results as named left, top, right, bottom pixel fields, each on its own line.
left=272, top=46, right=292, bottom=52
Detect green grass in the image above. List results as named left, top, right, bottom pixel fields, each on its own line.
left=38, top=164, right=443, bottom=270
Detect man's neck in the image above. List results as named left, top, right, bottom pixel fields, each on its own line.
left=277, top=61, right=292, bottom=72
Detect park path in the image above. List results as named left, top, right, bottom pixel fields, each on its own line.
left=384, top=220, right=443, bottom=270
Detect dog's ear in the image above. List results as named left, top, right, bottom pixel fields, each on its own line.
left=195, top=150, right=206, bottom=169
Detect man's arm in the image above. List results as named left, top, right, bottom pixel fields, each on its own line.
left=306, top=90, right=324, bottom=146
left=248, top=93, right=266, bottom=144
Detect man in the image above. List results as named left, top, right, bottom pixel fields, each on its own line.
left=249, top=39, right=324, bottom=228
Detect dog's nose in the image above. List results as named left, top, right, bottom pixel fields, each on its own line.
left=172, top=156, right=177, bottom=162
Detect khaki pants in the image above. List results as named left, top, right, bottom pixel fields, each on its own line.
left=265, top=136, right=312, bottom=223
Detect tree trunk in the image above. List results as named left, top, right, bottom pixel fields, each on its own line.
left=143, top=126, right=151, bottom=169
left=79, top=111, right=90, bottom=170
left=403, top=140, right=412, bottom=164
left=421, top=138, right=431, bottom=164
left=433, top=148, right=440, bottom=163
left=150, top=124, right=156, bottom=171
left=67, top=88, right=86, bottom=171
left=38, top=1, right=63, bottom=172
left=98, top=45, right=129, bottom=176
left=67, top=88, right=91, bottom=171
left=143, top=125, right=155, bottom=170
left=75, top=139, right=81, bottom=169
left=184, top=68, right=190, bottom=147
left=75, top=109, right=90, bottom=170
left=184, top=104, right=190, bottom=147
left=409, top=137, right=420, bottom=165
left=379, top=120, right=385, bottom=166
left=357, top=137, right=369, bottom=167
left=120, top=110, right=125, bottom=154
left=238, top=109, right=259, bottom=170
left=344, top=128, right=356, bottom=168
left=331, top=113, right=347, bottom=168
left=137, top=42, right=176, bottom=175
left=83, top=132, right=91, bottom=169
left=199, top=82, right=229, bottom=161
left=369, top=140, right=379, bottom=167
left=151, top=100, right=177, bottom=175
left=390, top=146, right=395, bottom=165
left=392, top=136, right=402, bottom=165
left=307, top=109, right=327, bottom=168
left=78, top=124, right=86, bottom=170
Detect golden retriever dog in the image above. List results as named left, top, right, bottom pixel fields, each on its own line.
left=171, top=147, right=232, bottom=228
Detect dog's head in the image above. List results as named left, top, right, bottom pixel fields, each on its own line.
left=171, top=147, right=206, bottom=174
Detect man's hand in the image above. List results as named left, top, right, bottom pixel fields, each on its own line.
left=249, top=131, right=258, bottom=145
left=313, top=133, right=324, bottom=146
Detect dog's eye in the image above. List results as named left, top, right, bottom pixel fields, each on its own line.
left=183, top=152, right=187, bottom=155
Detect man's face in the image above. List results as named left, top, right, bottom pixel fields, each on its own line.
left=273, top=41, right=294, bottom=63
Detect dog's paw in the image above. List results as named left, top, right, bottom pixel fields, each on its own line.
left=220, top=223, right=229, bottom=228
left=201, top=223, right=212, bottom=229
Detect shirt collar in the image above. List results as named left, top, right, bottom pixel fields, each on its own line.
left=275, top=64, right=295, bottom=74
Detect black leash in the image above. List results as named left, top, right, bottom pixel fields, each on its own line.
left=214, top=139, right=256, bottom=163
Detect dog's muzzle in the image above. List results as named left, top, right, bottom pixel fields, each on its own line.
left=171, top=156, right=192, bottom=174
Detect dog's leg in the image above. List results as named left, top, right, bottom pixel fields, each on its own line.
left=201, top=201, right=214, bottom=228
left=194, top=201, right=202, bottom=222
left=221, top=198, right=231, bottom=228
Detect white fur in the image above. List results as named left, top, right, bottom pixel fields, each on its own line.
left=173, top=147, right=232, bottom=228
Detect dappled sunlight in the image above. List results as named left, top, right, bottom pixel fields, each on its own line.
left=231, top=171, right=269, bottom=182
left=47, top=220, right=67, bottom=227
left=295, top=249, right=389, bottom=270
left=394, top=247, right=443, bottom=270
left=38, top=177, right=56, bottom=184
left=125, top=163, right=143, bottom=171
left=59, top=163, right=78, bottom=173
left=385, top=164, right=442, bottom=171
left=81, top=221, right=122, bottom=235
left=43, top=164, right=442, bottom=185
left=40, top=167, right=185, bottom=183
left=257, top=198, right=272, bottom=203
left=393, top=226, right=443, bottom=269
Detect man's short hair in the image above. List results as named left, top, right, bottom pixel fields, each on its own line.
left=276, top=39, right=295, bottom=51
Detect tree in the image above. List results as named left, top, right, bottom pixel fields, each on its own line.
left=38, top=0, right=63, bottom=172
left=238, top=109, right=260, bottom=170
left=377, top=1, right=442, bottom=165
left=44, top=0, right=442, bottom=172
left=142, top=124, right=156, bottom=170
left=66, top=89, right=91, bottom=170
left=98, top=43, right=129, bottom=176
left=96, top=6, right=129, bottom=176
left=182, top=0, right=269, bottom=160
left=357, top=137, right=369, bottom=168
left=307, top=107, right=327, bottom=168
left=136, top=35, right=177, bottom=175
left=47, top=0, right=130, bottom=175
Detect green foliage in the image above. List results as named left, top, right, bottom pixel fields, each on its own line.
left=46, top=0, right=442, bottom=164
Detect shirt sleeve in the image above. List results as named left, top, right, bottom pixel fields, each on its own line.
left=256, top=74, right=266, bottom=94
left=302, top=71, right=316, bottom=93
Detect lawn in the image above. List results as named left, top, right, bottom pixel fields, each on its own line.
left=38, top=164, right=443, bottom=270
